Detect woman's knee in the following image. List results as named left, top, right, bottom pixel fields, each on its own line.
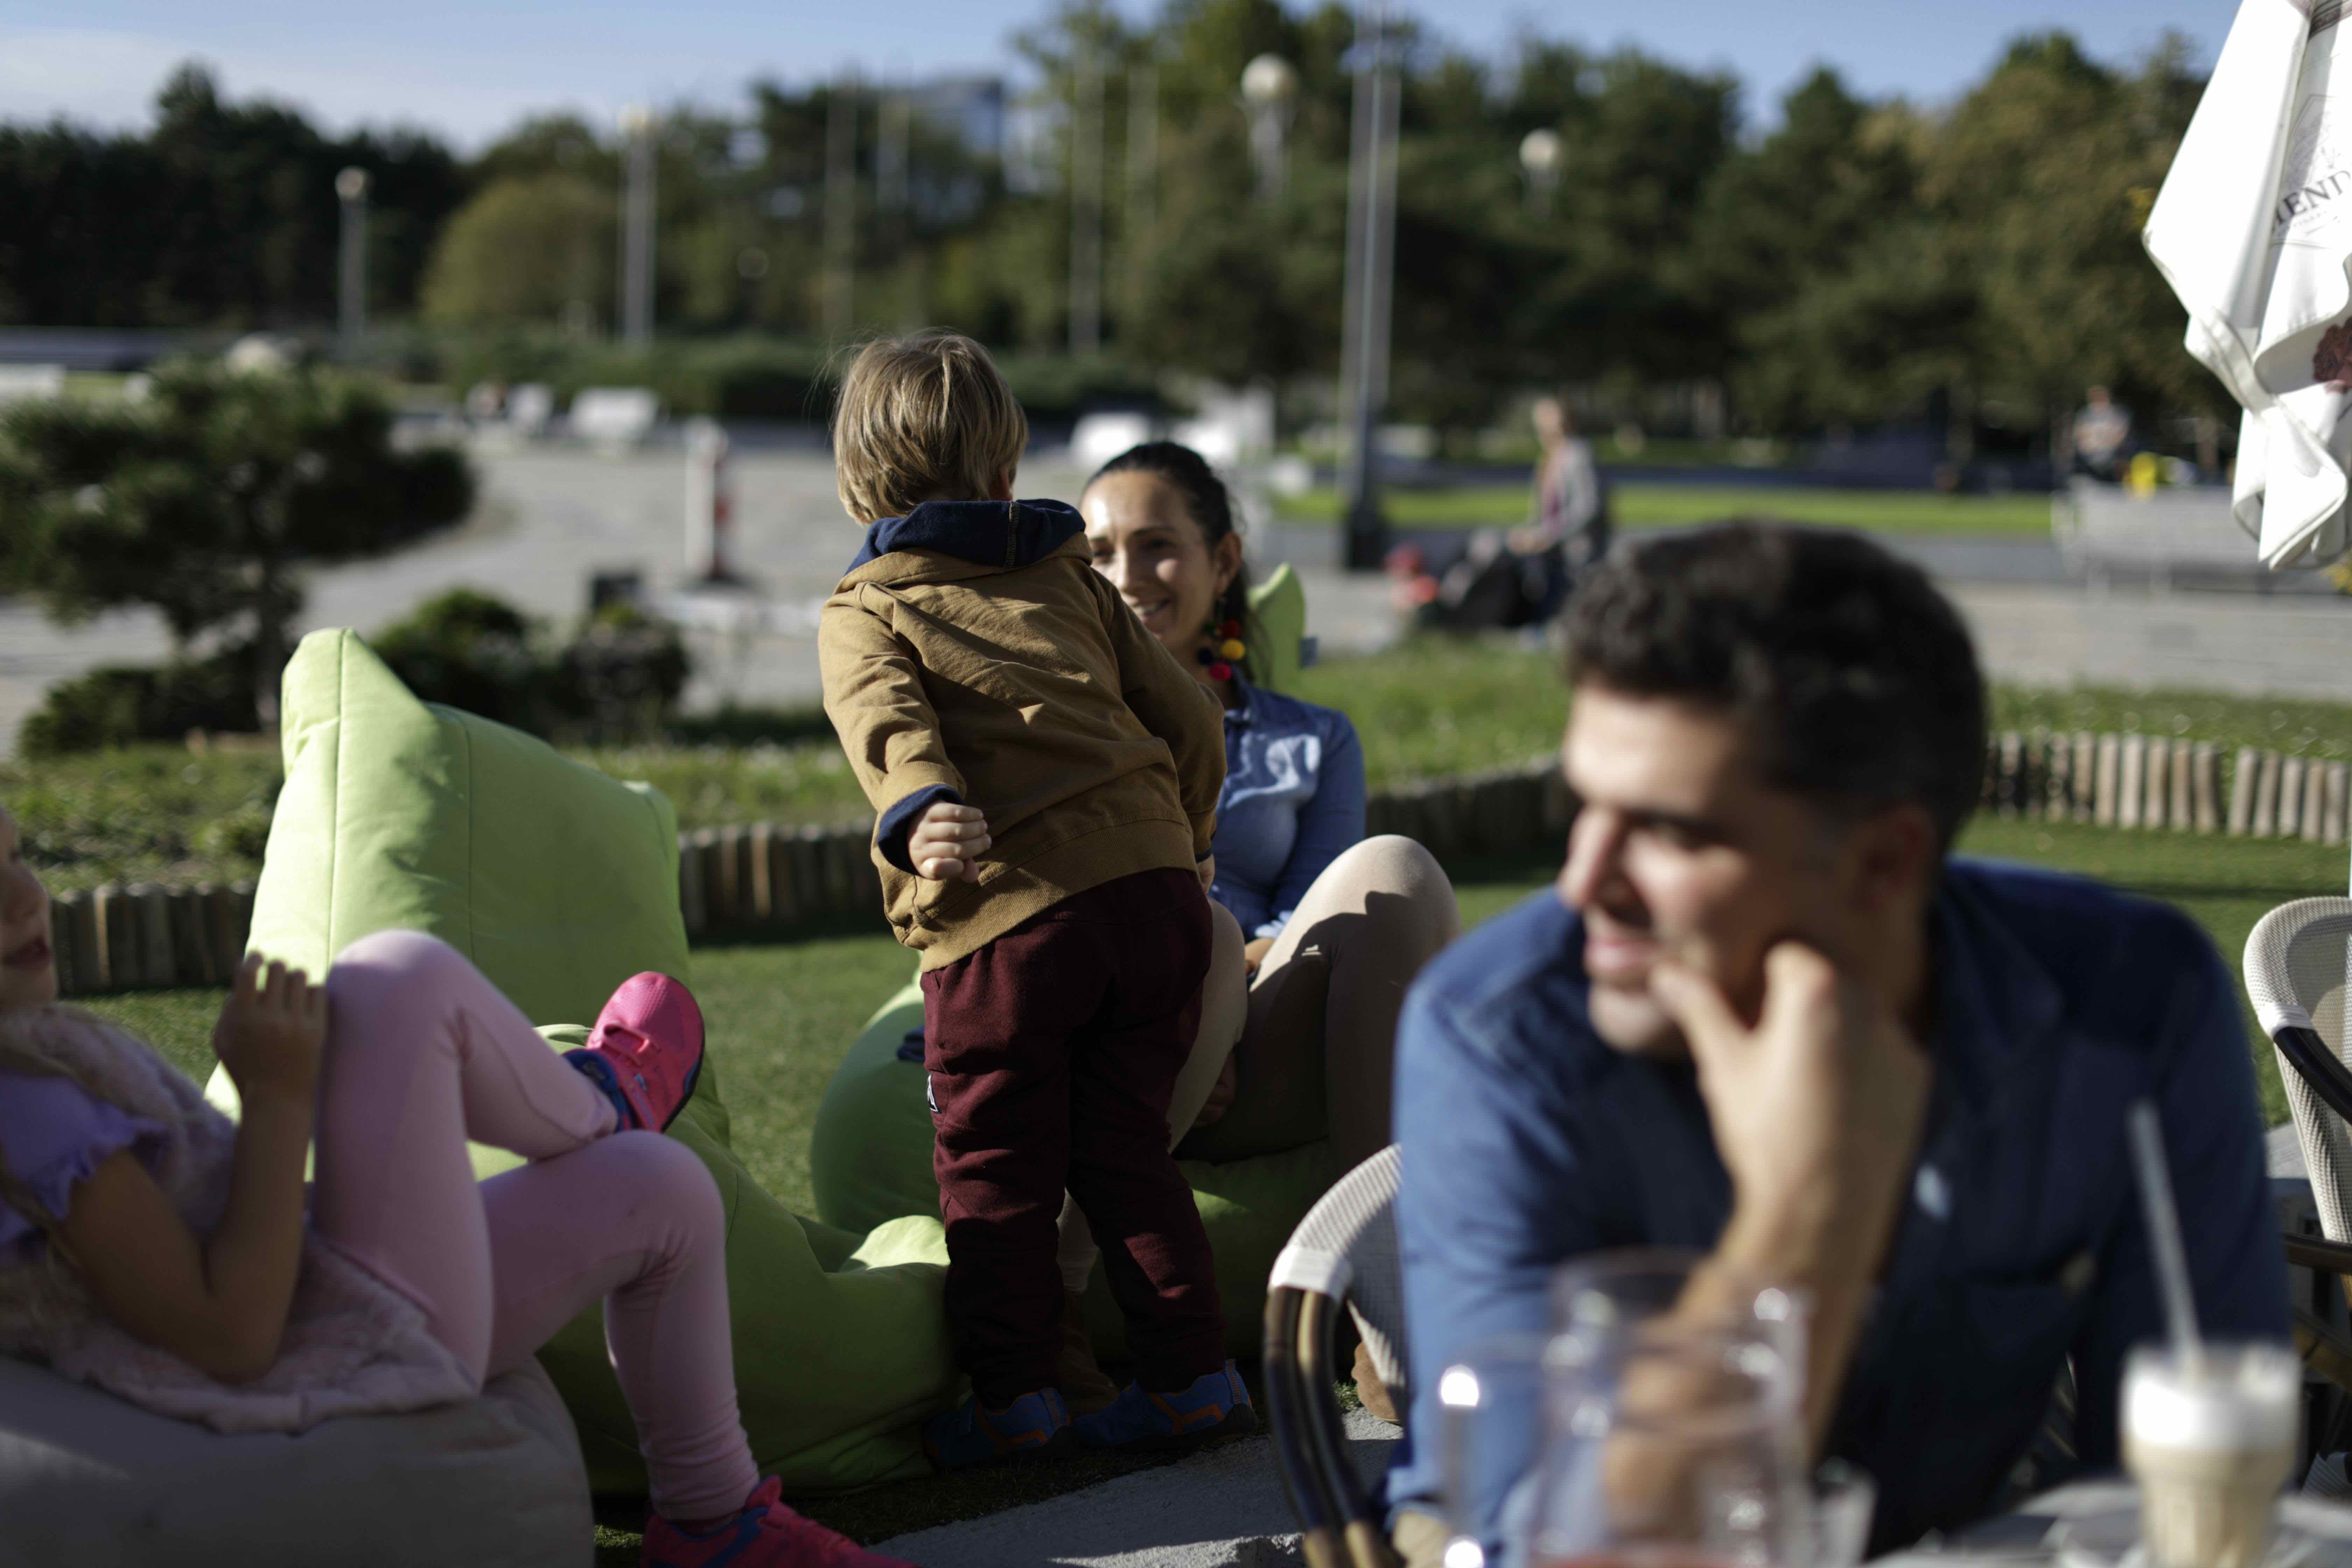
left=1340, top=836, right=1460, bottom=932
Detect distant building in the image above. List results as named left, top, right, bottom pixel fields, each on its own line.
left=911, top=76, right=1004, bottom=159
left=1002, top=100, right=1062, bottom=196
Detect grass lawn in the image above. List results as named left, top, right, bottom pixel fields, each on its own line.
left=99, top=816, right=2334, bottom=1188
left=1272, top=482, right=2057, bottom=536
left=70, top=818, right=2337, bottom=1550
left=23, top=638, right=2352, bottom=893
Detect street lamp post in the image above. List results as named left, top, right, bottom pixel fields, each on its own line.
left=618, top=106, right=656, bottom=346
left=1126, top=59, right=1160, bottom=318
left=1338, top=3, right=1401, bottom=572
left=1069, top=53, right=1105, bottom=356
left=1519, top=128, right=1563, bottom=218
left=1241, top=54, right=1297, bottom=203
left=824, top=73, right=858, bottom=342
left=334, top=166, right=370, bottom=355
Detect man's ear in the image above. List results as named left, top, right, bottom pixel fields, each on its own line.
left=1847, top=802, right=1939, bottom=916
left=990, top=466, right=1016, bottom=502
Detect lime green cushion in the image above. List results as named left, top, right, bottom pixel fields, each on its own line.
left=811, top=982, right=1342, bottom=1360
left=224, top=630, right=955, bottom=1495
left=1248, top=563, right=1308, bottom=696
left=531, top=1030, right=953, bottom=1496
left=246, top=628, right=690, bottom=1030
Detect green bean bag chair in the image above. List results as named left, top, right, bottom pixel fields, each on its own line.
left=215, top=629, right=957, bottom=1496
left=809, top=983, right=1342, bottom=1362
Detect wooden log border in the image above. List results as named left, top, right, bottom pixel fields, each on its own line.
left=45, top=735, right=2352, bottom=995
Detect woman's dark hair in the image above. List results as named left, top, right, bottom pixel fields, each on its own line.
left=1086, top=440, right=1258, bottom=683
left=1564, top=522, right=1987, bottom=850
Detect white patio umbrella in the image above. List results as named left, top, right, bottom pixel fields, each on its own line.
left=2145, top=0, right=2352, bottom=570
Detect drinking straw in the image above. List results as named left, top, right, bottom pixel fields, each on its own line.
left=2128, top=1100, right=2204, bottom=1369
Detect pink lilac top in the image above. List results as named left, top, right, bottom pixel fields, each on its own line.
left=0, top=1005, right=474, bottom=1433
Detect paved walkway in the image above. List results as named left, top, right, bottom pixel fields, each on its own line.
left=3, top=446, right=2349, bottom=753
left=874, top=1409, right=1399, bottom=1568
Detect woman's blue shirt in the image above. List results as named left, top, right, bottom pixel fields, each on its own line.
left=1210, top=680, right=1366, bottom=940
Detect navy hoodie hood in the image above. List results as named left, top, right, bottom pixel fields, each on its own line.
left=845, top=498, right=1085, bottom=574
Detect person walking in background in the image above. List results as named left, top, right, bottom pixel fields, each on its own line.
left=817, top=333, right=1255, bottom=1474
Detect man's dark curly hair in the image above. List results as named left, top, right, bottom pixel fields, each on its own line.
left=1563, top=523, right=1986, bottom=850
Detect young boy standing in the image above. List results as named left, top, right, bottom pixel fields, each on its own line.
left=817, top=332, right=1253, bottom=1469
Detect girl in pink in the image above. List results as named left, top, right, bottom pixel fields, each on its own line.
left=0, top=806, right=903, bottom=1568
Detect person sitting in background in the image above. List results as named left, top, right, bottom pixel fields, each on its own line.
left=1073, top=441, right=1460, bottom=1415
left=1522, top=394, right=1609, bottom=576
left=1385, top=523, right=2287, bottom=1565
left=1391, top=397, right=1608, bottom=633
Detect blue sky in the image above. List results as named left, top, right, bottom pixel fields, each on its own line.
left=0, top=0, right=2233, bottom=147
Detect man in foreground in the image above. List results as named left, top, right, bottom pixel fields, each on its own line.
left=1388, top=524, right=2287, bottom=1561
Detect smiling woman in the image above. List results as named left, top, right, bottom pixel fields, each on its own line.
left=1066, top=441, right=1461, bottom=1416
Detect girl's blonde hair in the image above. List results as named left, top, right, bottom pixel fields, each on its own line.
left=832, top=330, right=1028, bottom=525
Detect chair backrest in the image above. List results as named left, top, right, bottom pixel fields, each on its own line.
left=2245, top=898, right=2352, bottom=1242
left=1270, top=1144, right=1405, bottom=1389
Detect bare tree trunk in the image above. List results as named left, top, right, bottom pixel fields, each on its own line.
left=251, top=565, right=298, bottom=733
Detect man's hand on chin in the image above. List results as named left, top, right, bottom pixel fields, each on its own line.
left=1648, top=941, right=1933, bottom=1440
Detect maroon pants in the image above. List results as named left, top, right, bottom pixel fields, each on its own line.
left=921, top=867, right=1225, bottom=1405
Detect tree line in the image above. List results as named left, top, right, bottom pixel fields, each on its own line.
left=0, top=0, right=2225, bottom=450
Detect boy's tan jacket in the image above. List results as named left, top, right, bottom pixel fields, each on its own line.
left=818, top=521, right=1225, bottom=969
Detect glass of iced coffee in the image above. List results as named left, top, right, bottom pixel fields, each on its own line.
left=2123, top=1342, right=2300, bottom=1568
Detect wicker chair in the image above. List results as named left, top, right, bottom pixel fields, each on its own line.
left=2241, top=898, right=2352, bottom=1397
left=1264, top=1145, right=1408, bottom=1568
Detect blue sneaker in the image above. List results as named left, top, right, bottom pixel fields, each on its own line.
left=1071, top=1361, right=1258, bottom=1451
left=922, top=1387, right=1072, bottom=1472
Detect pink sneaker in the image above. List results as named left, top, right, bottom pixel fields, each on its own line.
left=563, top=971, right=704, bottom=1132
left=642, top=1477, right=911, bottom=1567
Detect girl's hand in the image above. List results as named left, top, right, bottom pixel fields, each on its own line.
left=1197, top=854, right=1217, bottom=893
left=212, top=956, right=326, bottom=1106
left=909, top=802, right=990, bottom=882
left=1242, top=936, right=1276, bottom=978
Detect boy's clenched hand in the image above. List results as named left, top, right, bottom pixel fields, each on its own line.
left=910, top=802, right=991, bottom=882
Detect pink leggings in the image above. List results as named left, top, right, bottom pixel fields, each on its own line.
left=310, top=930, right=757, bottom=1522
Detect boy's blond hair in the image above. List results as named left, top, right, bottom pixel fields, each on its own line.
left=833, top=331, right=1029, bottom=524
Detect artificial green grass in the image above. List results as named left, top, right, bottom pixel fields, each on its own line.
left=68, top=820, right=2338, bottom=1548
left=1272, top=482, right=2057, bottom=536
left=1989, top=688, right=2352, bottom=765
left=94, top=816, right=2334, bottom=1171
left=35, top=639, right=2352, bottom=893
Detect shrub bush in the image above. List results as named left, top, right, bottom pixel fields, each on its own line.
left=24, top=590, right=692, bottom=754
left=432, top=331, right=1162, bottom=426
left=21, top=650, right=260, bottom=757
left=374, top=588, right=690, bottom=743
left=371, top=587, right=557, bottom=729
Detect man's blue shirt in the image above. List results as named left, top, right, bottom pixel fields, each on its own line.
left=1209, top=680, right=1365, bottom=940
left=1389, top=859, right=2287, bottom=1557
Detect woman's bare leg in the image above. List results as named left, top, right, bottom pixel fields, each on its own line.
left=1179, top=836, right=1460, bottom=1168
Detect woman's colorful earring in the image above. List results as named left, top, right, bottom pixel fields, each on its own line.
left=1198, top=618, right=1242, bottom=682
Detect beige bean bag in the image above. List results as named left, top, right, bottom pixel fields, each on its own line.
left=0, top=1353, right=591, bottom=1567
